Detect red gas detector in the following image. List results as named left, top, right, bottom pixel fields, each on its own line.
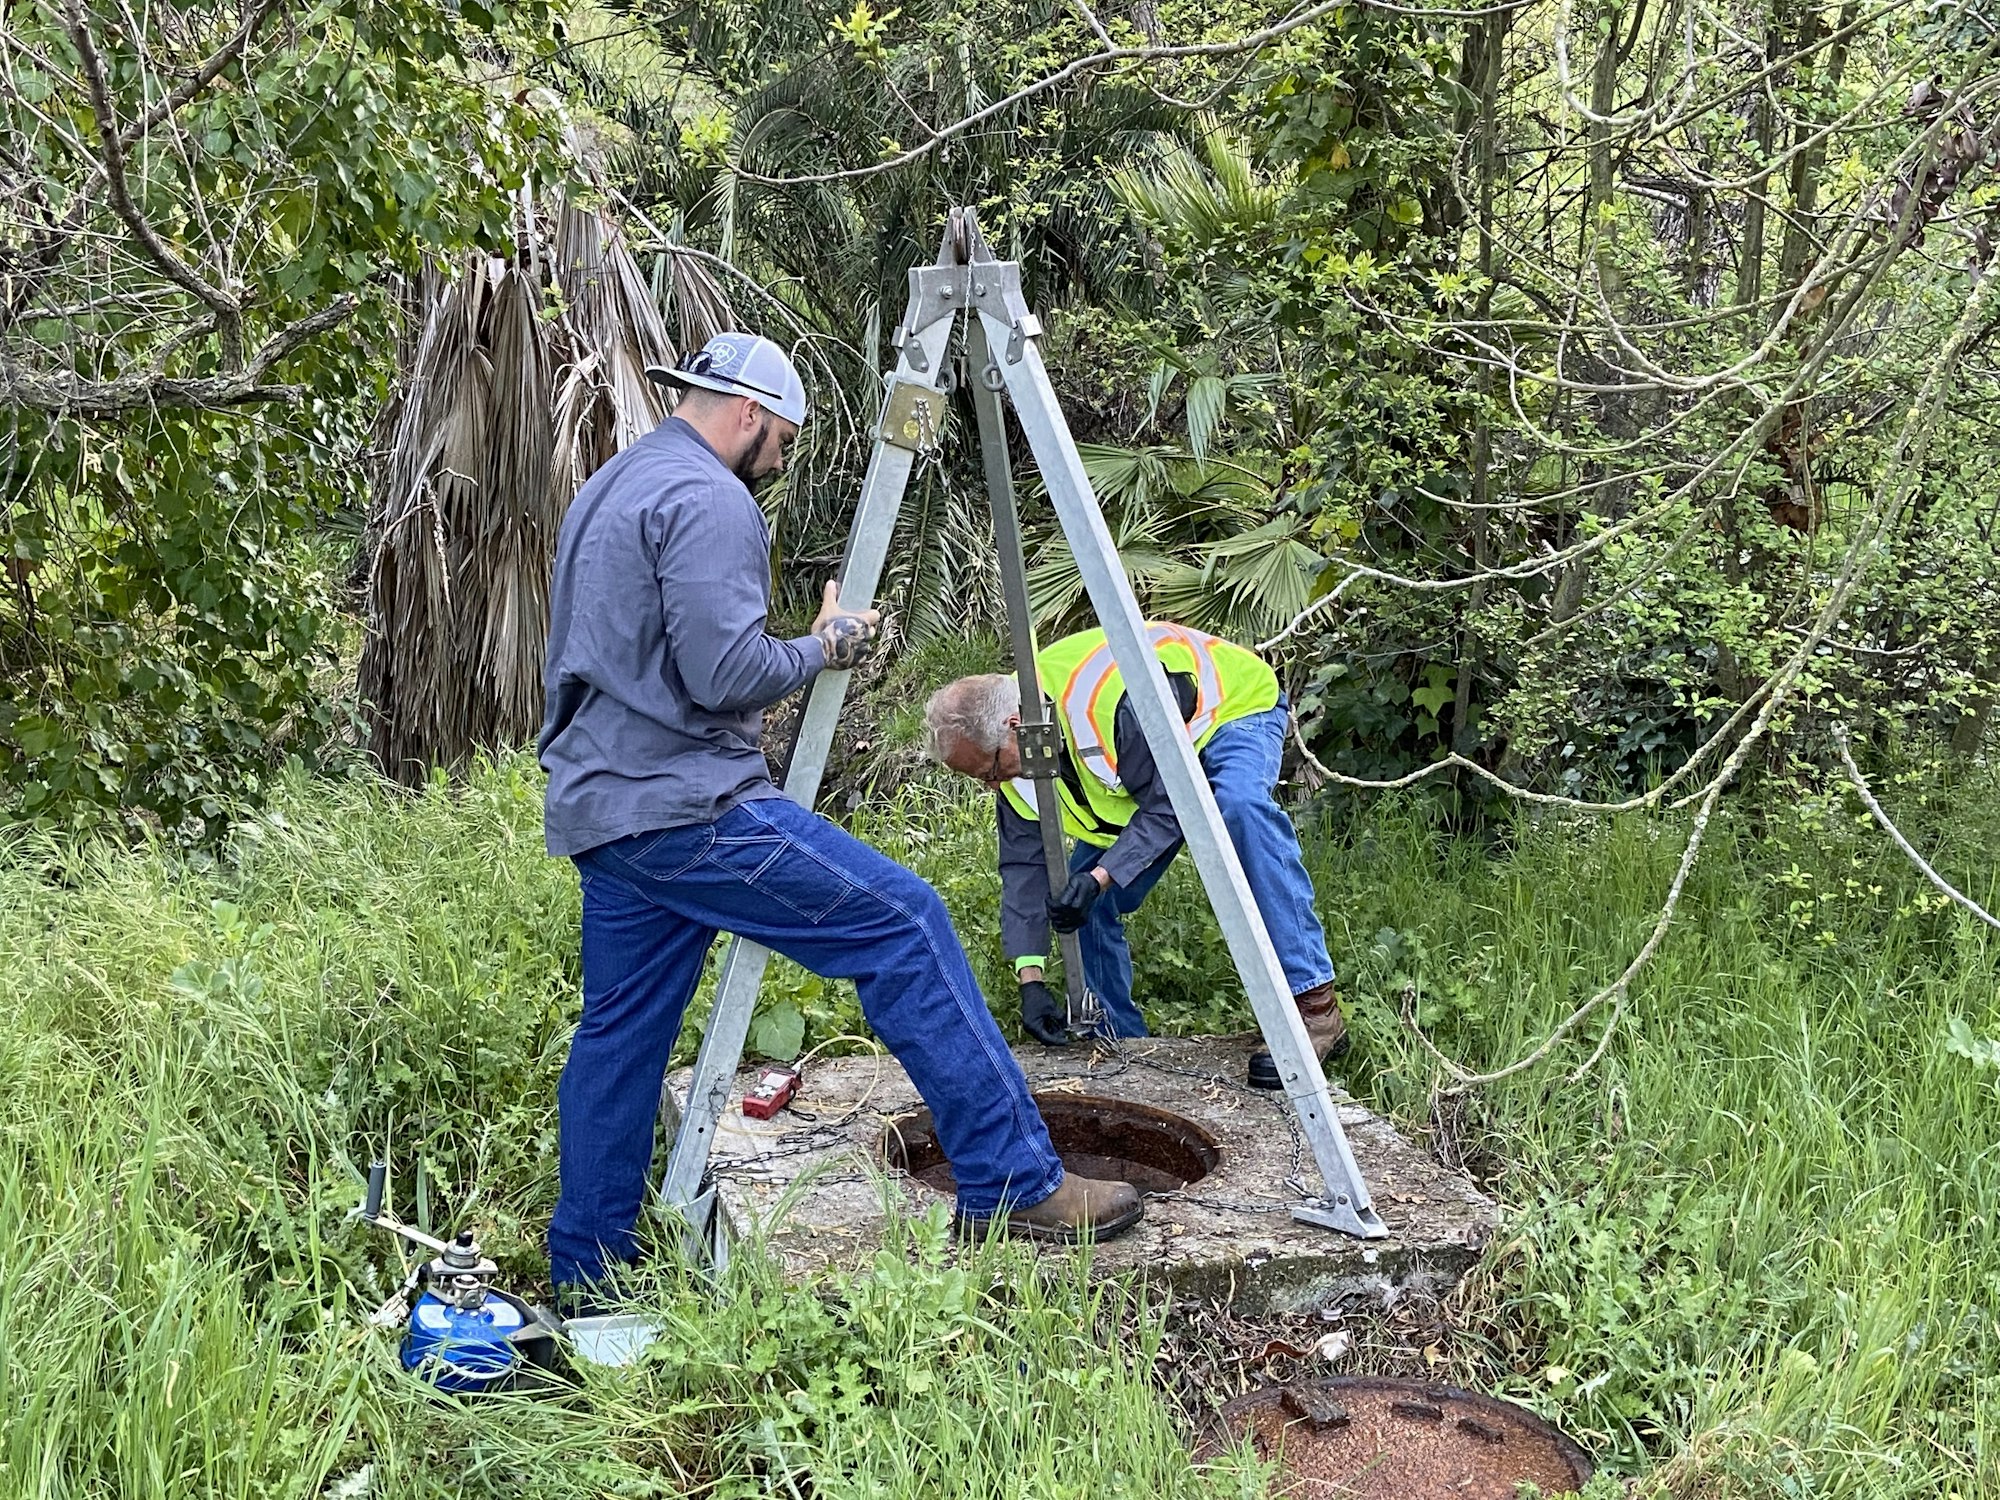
left=741, top=1065, right=801, bottom=1120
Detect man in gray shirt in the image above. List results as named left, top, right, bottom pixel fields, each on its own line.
left=540, top=333, right=1142, bottom=1294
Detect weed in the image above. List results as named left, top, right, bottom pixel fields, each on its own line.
left=3, top=751, right=1997, bottom=1496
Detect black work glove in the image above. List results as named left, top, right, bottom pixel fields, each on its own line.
left=1047, top=870, right=1105, bottom=933
left=814, top=612, right=879, bottom=670
left=1018, top=980, right=1071, bottom=1048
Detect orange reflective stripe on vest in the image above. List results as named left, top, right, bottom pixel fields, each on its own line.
left=1059, top=623, right=1227, bottom=791
left=1000, top=623, right=1279, bottom=848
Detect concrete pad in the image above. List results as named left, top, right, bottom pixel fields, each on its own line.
left=673, top=1034, right=1498, bottom=1315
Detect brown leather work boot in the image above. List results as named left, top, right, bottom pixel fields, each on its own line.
left=958, top=1171, right=1145, bottom=1244
left=1247, top=982, right=1351, bottom=1089
left=1293, top=980, right=1350, bottom=1061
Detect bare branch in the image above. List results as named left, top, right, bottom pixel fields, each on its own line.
left=117, top=0, right=286, bottom=148
left=0, top=293, right=357, bottom=414
left=63, top=0, right=245, bottom=365
left=1834, top=727, right=2000, bottom=932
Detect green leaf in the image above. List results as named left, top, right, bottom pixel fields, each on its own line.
left=750, top=1001, right=806, bottom=1062
left=1945, top=1017, right=2000, bottom=1072
left=1183, top=374, right=1228, bottom=466
left=1412, top=681, right=1453, bottom=716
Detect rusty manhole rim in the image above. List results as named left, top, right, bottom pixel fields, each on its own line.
left=1199, top=1376, right=1594, bottom=1496
left=879, top=1090, right=1223, bottom=1193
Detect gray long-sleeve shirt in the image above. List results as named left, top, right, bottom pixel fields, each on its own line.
left=539, top=417, right=824, bottom=856
left=997, top=673, right=1196, bottom=963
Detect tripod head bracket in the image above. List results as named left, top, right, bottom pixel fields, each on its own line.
left=878, top=378, right=945, bottom=454
left=903, top=263, right=969, bottom=341
left=897, top=206, right=1039, bottom=365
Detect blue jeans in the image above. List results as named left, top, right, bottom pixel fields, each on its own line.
left=1070, top=703, right=1334, bottom=1038
left=550, top=795, right=1064, bottom=1287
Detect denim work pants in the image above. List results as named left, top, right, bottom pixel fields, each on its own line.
left=1069, top=703, right=1334, bottom=1038
left=550, top=795, right=1064, bottom=1288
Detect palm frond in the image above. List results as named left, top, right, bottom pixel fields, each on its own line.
left=357, top=198, right=739, bottom=782
left=1111, top=118, right=1290, bottom=246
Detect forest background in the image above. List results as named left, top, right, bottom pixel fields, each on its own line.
left=3, top=0, right=1999, bottom=1496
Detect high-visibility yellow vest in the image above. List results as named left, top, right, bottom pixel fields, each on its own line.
left=999, top=623, right=1279, bottom=847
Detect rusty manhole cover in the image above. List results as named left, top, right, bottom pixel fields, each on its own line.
left=1196, top=1377, right=1593, bottom=1498
left=880, top=1092, right=1220, bottom=1194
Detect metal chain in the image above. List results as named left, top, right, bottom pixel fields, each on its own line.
left=706, top=1089, right=893, bottom=1176
left=1132, top=1050, right=1311, bottom=1214
left=912, top=381, right=944, bottom=472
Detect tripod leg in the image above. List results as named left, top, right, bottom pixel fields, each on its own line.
left=964, top=318, right=1099, bottom=1035
left=655, top=325, right=960, bottom=1253
left=979, top=307, right=1387, bottom=1240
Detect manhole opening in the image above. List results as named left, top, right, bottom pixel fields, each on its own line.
left=1195, top=1378, right=1593, bottom=1500
left=880, top=1092, right=1221, bottom=1195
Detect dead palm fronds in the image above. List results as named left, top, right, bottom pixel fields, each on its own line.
left=551, top=203, right=690, bottom=495
left=357, top=198, right=735, bottom=783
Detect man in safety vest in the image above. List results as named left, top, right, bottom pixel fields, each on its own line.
left=924, top=623, right=1347, bottom=1072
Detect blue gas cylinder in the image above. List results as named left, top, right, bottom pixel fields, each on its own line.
left=401, top=1287, right=526, bottom=1392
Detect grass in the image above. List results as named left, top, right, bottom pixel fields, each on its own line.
left=1, top=748, right=1996, bottom=1497
left=1316, top=805, right=2000, bottom=1499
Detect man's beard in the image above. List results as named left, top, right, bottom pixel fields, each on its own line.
left=731, top=416, right=772, bottom=486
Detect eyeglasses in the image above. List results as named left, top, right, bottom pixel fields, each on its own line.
left=980, top=744, right=1008, bottom=786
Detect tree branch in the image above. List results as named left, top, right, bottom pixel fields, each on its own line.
left=1, top=293, right=356, bottom=414
left=63, top=0, right=245, bottom=365
left=117, top=0, right=286, bottom=149
left=728, top=0, right=1536, bottom=187
left=1833, top=727, right=2000, bottom=932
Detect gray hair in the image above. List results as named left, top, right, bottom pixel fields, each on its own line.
left=923, top=674, right=1021, bottom=761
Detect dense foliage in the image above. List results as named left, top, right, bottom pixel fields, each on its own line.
left=1, top=0, right=554, bottom=835
left=8, top=0, right=1996, bottom=821
left=550, top=0, right=2000, bottom=800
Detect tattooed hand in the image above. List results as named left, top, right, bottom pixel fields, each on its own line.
left=810, top=580, right=882, bottom=670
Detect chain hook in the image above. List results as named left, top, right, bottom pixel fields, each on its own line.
left=913, top=392, right=941, bottom=467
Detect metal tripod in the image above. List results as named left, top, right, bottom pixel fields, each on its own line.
left=655, top=209, right=1389, bottom=1263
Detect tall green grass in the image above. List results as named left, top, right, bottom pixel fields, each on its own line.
left=2, top=752, right=1995, bottom=1497
left=0, top=761, right=1254, bottom=1499
left=1298, top=801, right=2000, bottom=1499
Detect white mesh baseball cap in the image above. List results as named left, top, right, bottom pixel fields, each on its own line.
left=648, top=333, right=807, bottom=427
